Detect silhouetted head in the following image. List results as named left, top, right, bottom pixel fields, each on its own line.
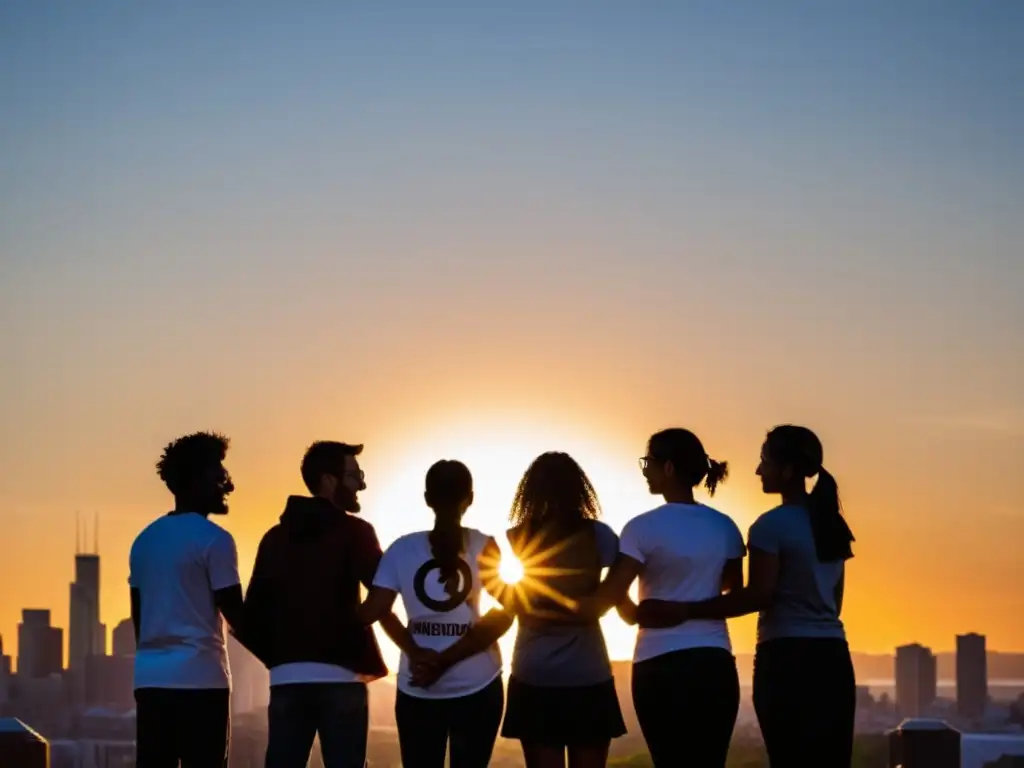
left=641, top=428, right=729, bottom=498
left=510, top=452, right=601, bottom=534
left=157, top=432, right=233, bottom=515
left=425, top=459, right=474, bottom=515
left=757, top=425, right=854, bottom=562
left=425, top=460, right=474, bottom=597
left=301, top=441, right=366, bottom=513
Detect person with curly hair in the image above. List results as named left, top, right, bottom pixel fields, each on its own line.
left=130, top=431, right=241, bottom=768
left=498, top=452, right=626, bottom=768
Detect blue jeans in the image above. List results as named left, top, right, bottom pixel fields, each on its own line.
left=266, top=682, right=368, bottom=768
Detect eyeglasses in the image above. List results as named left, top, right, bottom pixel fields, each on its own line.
left=342, top=469, right=365, bottom=482
left=638, top=456, right=655, bottom=471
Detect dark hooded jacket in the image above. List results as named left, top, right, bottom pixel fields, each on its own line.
left=241, top=496, right=387, bottom=679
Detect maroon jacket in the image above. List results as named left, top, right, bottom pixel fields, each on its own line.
left=241, top=496, right=387, bottom=679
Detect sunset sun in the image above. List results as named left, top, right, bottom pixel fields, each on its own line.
left=364, top=417, right=663, bottom=666
left=498, top=554, right=524, bottom=584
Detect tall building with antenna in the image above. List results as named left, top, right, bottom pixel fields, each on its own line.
left=69, top=512, right=105, bottom=672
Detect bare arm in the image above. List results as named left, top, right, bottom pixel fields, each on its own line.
left=573, top=553, right=643, bottom=621
left=356, top=585, right=416, bottom=649
left=130, top=588, right=141, bottom=643
left=358, top=586, right=398, bottom=626
left=207, top=532, right=247, bottom=651
left=380, top=612, right=420, bottom=656
left=213, top=584, right=245, bottom=635
left=834, top=570, right=845, bottom=617
left=688, top=549, right=776, bottom=619
left=639, top=549, right=777, bottom=626
left=721, top=557, right=744, bottom=595
left=436, top=609, right=514, bottom=669
left=616, top=596, right=638, bottom=626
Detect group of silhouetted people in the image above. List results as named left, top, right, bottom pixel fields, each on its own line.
left=129, top=424, right=856, bottom=768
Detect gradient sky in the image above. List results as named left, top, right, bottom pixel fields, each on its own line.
left=1, top=2, right=1021, bottom=668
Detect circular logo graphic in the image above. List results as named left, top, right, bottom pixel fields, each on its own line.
left=413, top=557, right=473, bottom=613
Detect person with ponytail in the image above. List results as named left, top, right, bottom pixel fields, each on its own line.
left=578, top=428, right=744, bottom=768
left=357, top=460, right=513, bottom=768
left=634, top=425, right=856, bottom=767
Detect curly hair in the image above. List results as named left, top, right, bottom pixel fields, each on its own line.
left=156, top=432, right=230, bottom=495
left=509, top=452, right=601, bottom=532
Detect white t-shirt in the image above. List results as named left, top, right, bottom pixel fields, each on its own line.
left=619, top=503, right=746, bottom=663
left=373, top=528, right=502, bottom=699
left=269, top=662, right=361, bottom=686
left=129, top=512, right=241, bottom=689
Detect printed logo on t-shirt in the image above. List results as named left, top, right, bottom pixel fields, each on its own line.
left=409, top=621, right=471, bottom=637
left=412, top=556, right=473, bottom=612
left=373, top=529, right=503, bottom=699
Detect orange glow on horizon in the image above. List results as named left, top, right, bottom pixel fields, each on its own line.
left=1, top=411, right=1021, bottom=671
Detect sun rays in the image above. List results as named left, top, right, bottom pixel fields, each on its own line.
left=480, top=535, right=588, bottom=617
left=498, top=554, right=524, bottom=584
left=364, top=424, right=663, bottom=665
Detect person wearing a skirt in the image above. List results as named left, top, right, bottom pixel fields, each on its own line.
left=581, top=428, right=743, bottom=767
left=359, top=460, right=514, bottom=768
left=500, top=451, right=627, bottom=768
left=635, top=425, right=857, bottom=768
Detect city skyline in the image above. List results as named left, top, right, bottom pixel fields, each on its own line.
left=2, top=535, right=1023, bottom=674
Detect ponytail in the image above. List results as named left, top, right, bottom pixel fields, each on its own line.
left=424, top=459, right=473, bottom=597
left=807, top=467, right=854, bottom=562
left=647, top=428, right=729, bottom=496
left=764, top=425, right=854, bottom=563
left=704, top=458, right=729, bottom=496
left=429, top=515, right=464, bottom=598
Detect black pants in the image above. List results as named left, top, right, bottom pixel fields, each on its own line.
left=632, top=647, right=740, bottom=768
left=753, top=638, right=856, bottom=768
left=135, top=688, right=230, bottom=768
left=395, top=676, right=505, bottom=768
left=266, top=683, right=368, bottom=768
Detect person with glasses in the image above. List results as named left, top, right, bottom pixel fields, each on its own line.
left=242, top=441, right=419, bottom=768
left=578, top=429, right=743, bottom=768
left=632, top=426, right=857, bottom=767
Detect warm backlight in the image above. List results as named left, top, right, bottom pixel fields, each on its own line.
left=498, top=554, right=524, bottom=584
left=364, top=418, right=708, bottom=665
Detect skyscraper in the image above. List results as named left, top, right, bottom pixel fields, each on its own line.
left=111, top=619, right=135, bottom=657
left=0, top=634, right=12, bottom=705
left=69, top=515, right=104, bottom=670
left=16, top=610, right=62, bottom=678
left=957, top=632, right=988, bottom=719
left=895, top=643, right=937, bottom=717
